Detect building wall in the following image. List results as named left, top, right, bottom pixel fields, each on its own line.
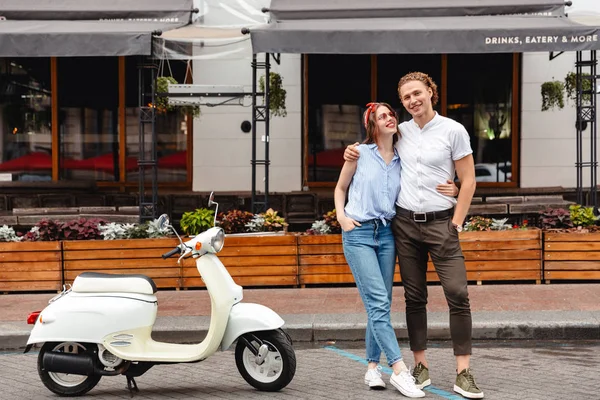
left=521, top=52, right=598, bottom=188
left=192, top=49, right=302, bottom=193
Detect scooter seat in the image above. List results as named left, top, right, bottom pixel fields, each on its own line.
left=72, top=272, right=158, bottom=295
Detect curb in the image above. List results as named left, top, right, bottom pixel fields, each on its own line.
left=2, top=311, right=599, bottom=351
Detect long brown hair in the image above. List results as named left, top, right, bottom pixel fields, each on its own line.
left=362, top=102, right=400, bottom=145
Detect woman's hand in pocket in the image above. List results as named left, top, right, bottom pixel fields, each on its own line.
left=340, top=217, right=361, bottom=232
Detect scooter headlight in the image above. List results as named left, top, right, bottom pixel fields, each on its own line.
left=210, top=228, right=225, bottom=253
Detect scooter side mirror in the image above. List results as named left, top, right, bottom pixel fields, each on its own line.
left=207, top=191, right=219, bottom=227
left=157, top=214, right=171, bottom=230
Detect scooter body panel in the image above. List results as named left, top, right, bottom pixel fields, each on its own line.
left=102, top=254, right=243, bottom=363
left=27, top=292, right=157, bottom=345
left=220, top=302, right=285, bottom=351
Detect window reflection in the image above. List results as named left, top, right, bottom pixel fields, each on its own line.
left=0, top=58, right=52, bottom=182
left=57, top=57, right=120, bottom=181
left=447, top=53, right=513, bottom=183
left=125, top=57, right=188, bottom=183
left=307, top=55, right=370, bottom=182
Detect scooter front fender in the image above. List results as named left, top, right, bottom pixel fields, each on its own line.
left=220, top=302, right=284, bottom=351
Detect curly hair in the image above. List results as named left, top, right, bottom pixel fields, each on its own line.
left=363, top=102, right=399, bottom=146
left=397, top=71, right=439, bottom=106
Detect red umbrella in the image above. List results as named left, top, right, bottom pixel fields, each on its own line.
left=0, top=152, right=52, bottom=172
left=307, top=148, right=345, bottom=169
left=69, top=153, right=138, bottom=173
left=158, top=151, right=187, bottom=170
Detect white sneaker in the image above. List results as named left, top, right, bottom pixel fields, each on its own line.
left=390, top=370, right=426, bottom=398
left=364, top=366, right=386, bottom=389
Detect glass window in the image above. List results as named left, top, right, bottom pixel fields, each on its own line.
left=447, top=53, right=513, bottom=183
left=0, top=58, right=52, bottom=182
left=125, top=58, right=189, bottom=183
left=307, top=55, right=371, bottom=182
left=57, top=57, right=120, bottom=181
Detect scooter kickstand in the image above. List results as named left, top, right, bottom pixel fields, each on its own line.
left=126, top=376, right=139, bottom=397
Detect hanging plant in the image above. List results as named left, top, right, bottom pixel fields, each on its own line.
left=155, top=76, right=200, bottom=118
left=259, top=72, right=287, bottom=118
left=540, top=81, right=565, bottom=111
left=564, top=71, right=592, bottom=103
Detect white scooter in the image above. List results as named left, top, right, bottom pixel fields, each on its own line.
left=25, top=193, right=296, bottom=397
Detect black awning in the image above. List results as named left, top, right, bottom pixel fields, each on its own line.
left=267, top=0, right=567, bottom=20
left=249, top=0, right=600, bottom=54
left=0, top=0, right=194, bottom=57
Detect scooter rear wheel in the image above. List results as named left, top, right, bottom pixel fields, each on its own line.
left=38, top=342, right=101, bottom=397
left=235, top=329, right=296, bottom=391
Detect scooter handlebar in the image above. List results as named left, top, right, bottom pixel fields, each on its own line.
left=162, top=247, right=182, bottom=259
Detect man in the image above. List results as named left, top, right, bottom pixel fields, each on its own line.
left=344, top=72, right=482, bottom=399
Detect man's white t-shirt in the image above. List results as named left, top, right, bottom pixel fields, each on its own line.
left=395, top=113, right=473, bottom=212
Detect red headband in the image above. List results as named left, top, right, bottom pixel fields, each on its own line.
left=363, top=102, right=379, bottom=128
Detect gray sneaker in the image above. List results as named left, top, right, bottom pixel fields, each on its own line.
left=411, top=362, right=431, bottom=389
left=454, top=368, right=484, bottom=399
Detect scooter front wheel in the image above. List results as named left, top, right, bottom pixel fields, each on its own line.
left=235, top=329, right=296, bottom=391
left=38, top=342, right=101, bottom=397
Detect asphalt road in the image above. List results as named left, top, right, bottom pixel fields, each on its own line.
left=0, top=340, right=598, bottom=399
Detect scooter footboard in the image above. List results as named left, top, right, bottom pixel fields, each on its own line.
left=220, top=303, right=284, bottom=351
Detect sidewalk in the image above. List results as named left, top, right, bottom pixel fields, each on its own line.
left=1, top=284, right=599, bottom=350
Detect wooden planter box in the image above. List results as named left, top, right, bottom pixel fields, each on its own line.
left=0, top=242, right=63, bottom=292
left=543, top=232, right=600, bottom=282
left=298, top=229, right=542, bottom=286
left=298, top=235, right=402, bottom=286
left=62, top=238, right=182, bottom=289
left=460, top=229, right=542, bottom=284
left=181, top=234, right=298, bottom=288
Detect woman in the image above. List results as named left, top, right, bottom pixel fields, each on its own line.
left=334, top=102, right=457, bottom=398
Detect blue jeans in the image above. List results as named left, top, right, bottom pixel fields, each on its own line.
left=342, top=220, right=402, bottom=366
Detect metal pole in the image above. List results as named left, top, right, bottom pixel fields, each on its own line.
left=251, top=53, right=257, bottom=211
left=264, top=53, right=270, bottom=207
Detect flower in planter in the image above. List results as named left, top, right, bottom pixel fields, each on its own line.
left=0, top=225, right=22, bottom=242
left=217, top=210, right=255, bottom=234
left=306, top=209, right=341, bottom=235
left=99, top=219, right=171, bottom=240
left=246, top=208, right=288, bottom=232
left=540, top=207, right=573, bottom=230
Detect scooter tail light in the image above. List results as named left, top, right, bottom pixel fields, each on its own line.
left=27, top=311, right=41, bottom=325
left=195, top=242, right=202, bottom=251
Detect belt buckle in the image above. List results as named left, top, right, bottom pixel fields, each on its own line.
left=413, top=212, right=427, bottom=223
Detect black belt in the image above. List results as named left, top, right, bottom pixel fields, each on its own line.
left=396, top=206, right=454, bottom=223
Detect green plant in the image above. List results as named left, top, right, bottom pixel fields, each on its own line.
left=564, top=72, right=592, bottom=103
left=218, top=210, right=255, bottom=234
left=259, top=72, right=287, bottom=118
left=540, top=81, right=565, bottom=111
left=127, top=223, right=151, bottom=239
left=60, top=218, right=106, bottom=241
left=540, top=207, right=573, bottom=229
left=180, top=208, right=215, bottom=235
left=569, top=204, right=597, bottom=227
left=156, top=76, right=200, bottom=117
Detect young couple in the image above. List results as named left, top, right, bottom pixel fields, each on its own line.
left=335, top=72, right=483, bottom=399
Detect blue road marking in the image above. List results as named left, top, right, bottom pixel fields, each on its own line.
left=324, top=345, right=464, bottom=400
